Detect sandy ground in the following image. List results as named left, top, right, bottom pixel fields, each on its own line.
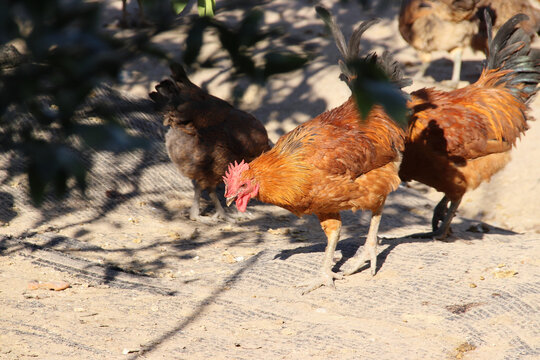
left=1, top=0, right=539, bottom=359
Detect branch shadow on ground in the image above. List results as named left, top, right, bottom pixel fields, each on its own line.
left=126, top=251, right=264, bottom=359
left=1, top=0, right=511, bottom=311
left=2, top=0, right=465, bottom=243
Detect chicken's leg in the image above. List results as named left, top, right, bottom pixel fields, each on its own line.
left=189, top=182, right=235, bottom=224
left=189, top=181, right=203, bottom=221
left=411, top=196, right=461, bottom=240
left=343, top=210, right=382, bottom=276
left=299, top=213, right=343, bottom=294
left=431, top=196, right=450, bottom=231
left=136, top=0, right=145, bottom=24
left=208, top=189, right=237, bottom=223
left=450, top=47, right=463, bottom=85
left=120, top=0, right=146, bottom=28
left=414, top=52, right=432, bottom=79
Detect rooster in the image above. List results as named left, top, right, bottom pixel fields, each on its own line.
left=222, top=14, right=406, bottom=293
left=150, top=63, right=271, bottom=223
left=399, top=0, right=540, bottom=85
left=399, top=12, right=540, bottom=239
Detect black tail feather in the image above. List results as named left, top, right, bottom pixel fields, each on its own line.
left=366, top=51, right=412, bottom=90
left=315, top=5, right=411, bottom=90
left=315, top=6, right=348, bottom=60
left=346, top=18, right=381, bottom=61
left=485, top=11, right=540, bottom=103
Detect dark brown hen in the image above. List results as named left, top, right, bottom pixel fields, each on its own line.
left=150, top=63, right=270, bottom=223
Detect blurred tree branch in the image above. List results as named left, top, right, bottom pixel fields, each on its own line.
left=183, top=8, right=308, bottom=86
left=0, top=0, right=310, bottom=206
left=0, top=0, right=163, bottom=204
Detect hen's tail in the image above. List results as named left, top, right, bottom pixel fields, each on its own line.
left=149, top=63, right=196, bottom=108
left=479, top=11, right=540, bottom=104
left=149, top=63, right=200, bottom=126
left=315, top=6, right=411, bottom=90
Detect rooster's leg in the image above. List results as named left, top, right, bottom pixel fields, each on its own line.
left=343, top=210, right=382, bottom=276
left=188, top=183, right=235, bottom=224
left=431, top=197, right=461, bottom=240
left=411, top=196, right=461, bottom=240
left=299, top=213, right=343, bottom=294
left=432, top=196, right=450, bottom=231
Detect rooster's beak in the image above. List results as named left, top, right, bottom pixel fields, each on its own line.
left=226, top=195, right=237, bottom=207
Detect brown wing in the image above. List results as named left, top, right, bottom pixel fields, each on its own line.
left=277, top=98, right=404, bottom=180
left=408, top=86, right=527, bottom=160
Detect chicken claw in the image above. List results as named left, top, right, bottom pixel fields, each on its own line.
left=297, top=270, right=343, bottom=295
left=190, top=213, right=236, bottom=225
left=343, top=211, right=381, bottom=276
left=409, top=228, right=450, bottom=240
left=409, top=197, right=460, bottom=240
left=343, top=245, right=377, bottom=276
left=297, top=214, right=344, bottom=294
left=188, top=185, right=238, bottom=224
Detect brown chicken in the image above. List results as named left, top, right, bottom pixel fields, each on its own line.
left=399, top=0, right=540, bottom=85
left=399, top=12, right=540, bottom=239
left=222, top=16, right=406, bottom=293
left=480, top=0, right=540, bottom=33
left=150, top=63, right=271, bottom=223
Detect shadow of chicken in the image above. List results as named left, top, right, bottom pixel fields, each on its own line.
left=399, top=0, right=540, bottom=86
left=150, top=63, right=271, bottom=223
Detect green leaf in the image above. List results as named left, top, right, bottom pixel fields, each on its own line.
left=355, top=80, right=408, bottom=126
left=197, top=0, right=215, bottom=17
left=348, top=59, right=408, bottom=127
left=171, top=0, right=190, bottom=15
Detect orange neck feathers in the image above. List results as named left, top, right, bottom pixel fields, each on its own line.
left=241, top=138, right=313, bottom=209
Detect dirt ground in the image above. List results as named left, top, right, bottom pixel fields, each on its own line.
left=1, top=0, right=539, bottom=359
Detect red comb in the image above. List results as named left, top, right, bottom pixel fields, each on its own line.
left=223, top=160, right=249, bottom=184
